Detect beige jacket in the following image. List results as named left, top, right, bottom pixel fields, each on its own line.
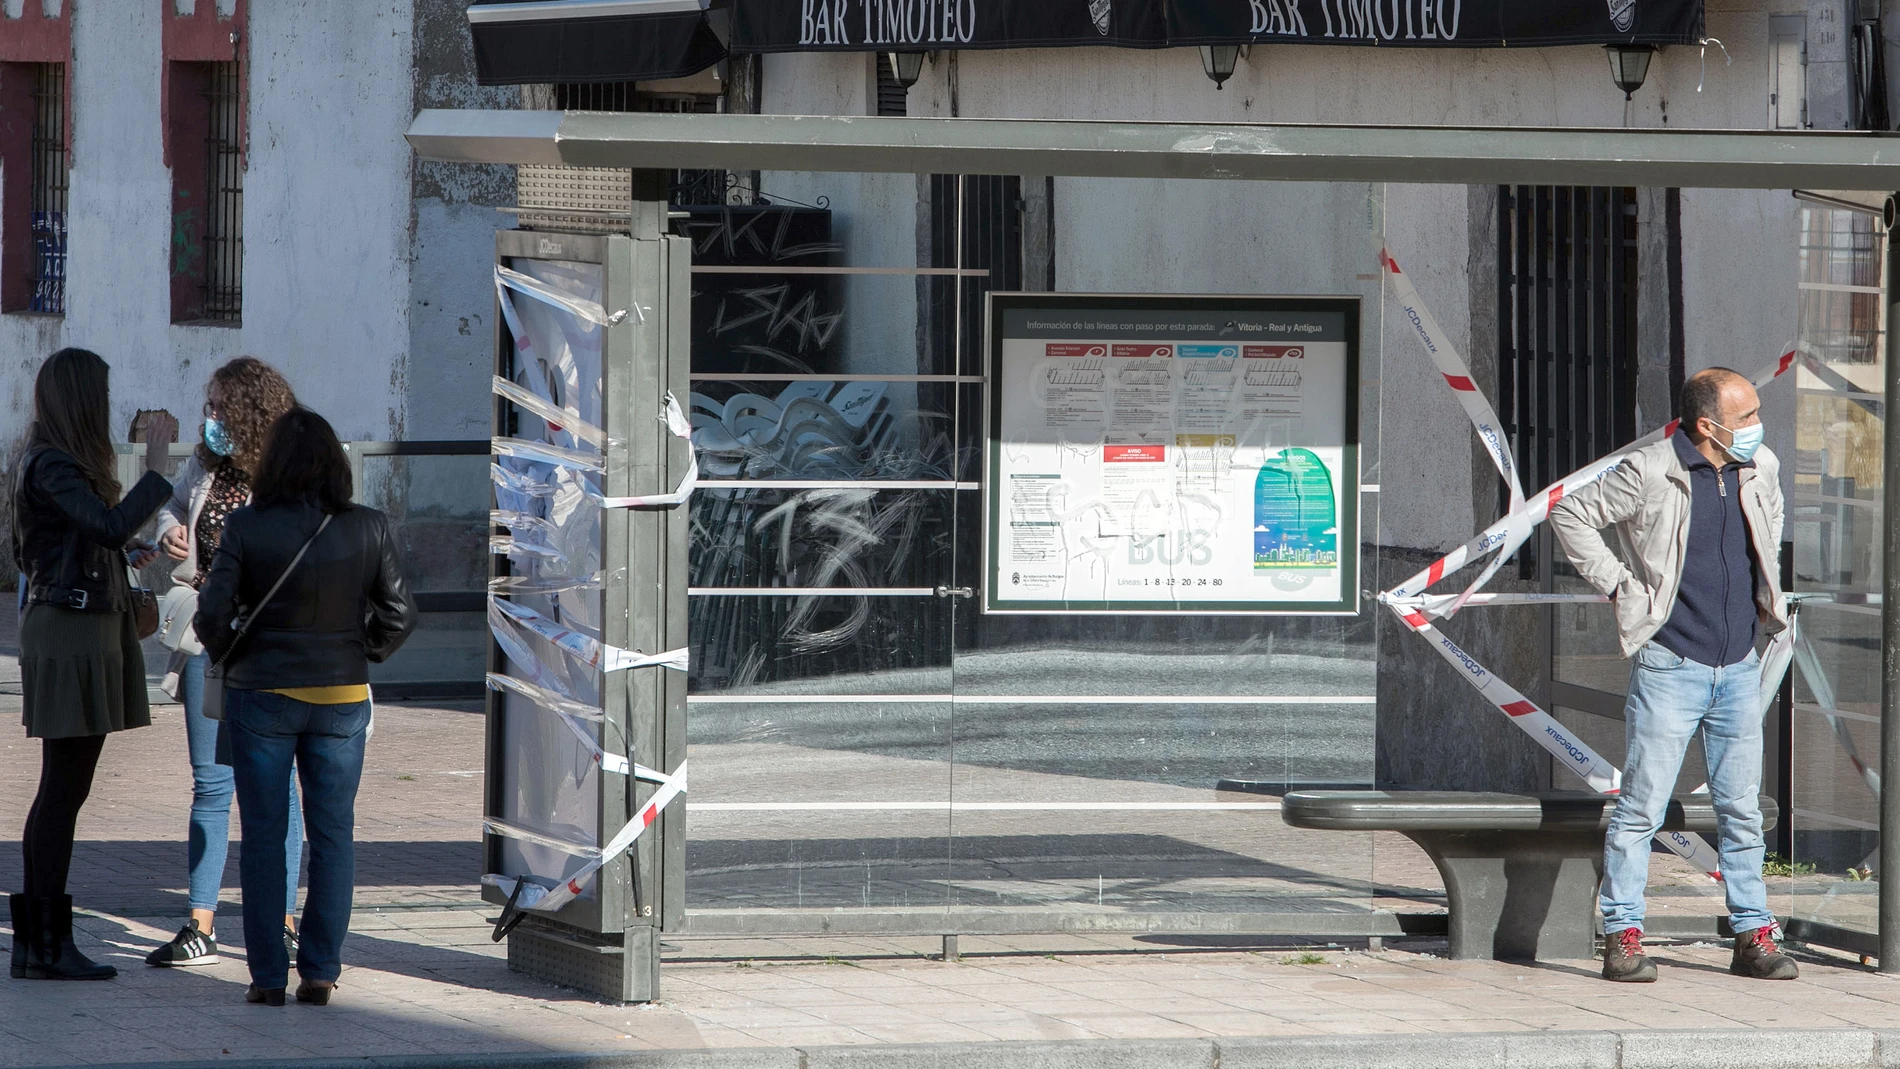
left=153, top=453, right=233, bottom=588
left=1548, top=437, right=1787, bottom=660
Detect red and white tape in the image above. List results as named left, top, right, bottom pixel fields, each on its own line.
left=484, top=759, right=689, bottom=915
left=1381, top=239, right=1827, bottom=879
left=1381, top=249, right=1525, bottom=518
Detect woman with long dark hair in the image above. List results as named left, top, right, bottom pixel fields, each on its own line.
left=195, top=408, right=414, bottom=1006
left=10, top=347, right=175, bottom=981
left=146, top=356, right=305, bottom=969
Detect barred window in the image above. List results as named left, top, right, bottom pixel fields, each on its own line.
left=2, top=61, right=69, bottom=315
left=169, top=61, right=243, bottom=324
left=26, top=63, right=67, bottom=315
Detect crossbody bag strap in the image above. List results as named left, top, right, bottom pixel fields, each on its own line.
left=212, top=512, right=334, bottom=671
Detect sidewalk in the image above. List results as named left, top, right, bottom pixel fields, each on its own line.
left=6, top=915, right=1900, bottom=1069
left=1, top=634, right=1893, bottom=1068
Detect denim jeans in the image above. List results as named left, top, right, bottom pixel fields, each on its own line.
left=1601, top=641, right=1773, bottom=936
left=225, top=688, right=370, bottom=988
left=181, top=652, right=303, bottom=914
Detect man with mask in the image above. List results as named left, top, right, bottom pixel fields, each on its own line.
left=1549, top=367, right=1792, bottom=984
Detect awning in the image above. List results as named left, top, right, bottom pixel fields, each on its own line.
left=469, top=0, right=730, bottom=85
left=471, top=0, right=1704, bottom=86
left=739, top=0, right=1705, bottom=52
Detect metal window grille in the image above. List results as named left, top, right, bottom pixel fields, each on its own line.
left=198, top=61, right=243, bottom=323
left=929, top=175, right=1023, bottom=375
left=1496, top=186, right=1641, bottom=576
left=27, top=63, right=68, bottom=315
left=875, top=58, right=907, bottom=116
left=553, top=82, right=728, bottom=205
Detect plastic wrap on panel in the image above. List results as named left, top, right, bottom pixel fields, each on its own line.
left=491, top=259, right=611, bottom=892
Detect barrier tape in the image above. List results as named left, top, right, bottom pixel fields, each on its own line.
left=486, top=672, right=631, bottom=776
left=1381, top=233, right=1835, bottom=879
left=493, top=375, right=609, bottom=451
left=495, top=285, right=585, bottom=453
left=484, top=759, right=689, bottom=917
left=493, top=436, right=606, bottom=473
left=491, top=595, right=688, bottom=675
left=595, top=393, right=700, bottom=511
left=490, top=535, right=564, bottom=564
left=1389, top=349, right=1803, bottom=607
left=489, top=570, right=617, bottom=597
left=1380, top=248, right=1525, bottom=517
left=488, top=394, right=697, bottom=512
left=496, top=265, right=635, bottom=327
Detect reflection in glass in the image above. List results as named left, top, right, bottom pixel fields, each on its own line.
left=690, top=593, right=950, bottom=693
left=1551, top=563, right=1628, bottom=697
left=1790, top=205, right=1885, bottom=938
left=692, top=272, right=956, bottom=378
left=690, top=381, right=964, bottom=481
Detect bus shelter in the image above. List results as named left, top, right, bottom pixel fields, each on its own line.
left=406, top=109, right=1900, bottom=1001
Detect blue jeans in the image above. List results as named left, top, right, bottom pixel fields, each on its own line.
left=1601, top=641, right=1773, bottom=936
left=226, top=689, right=370, bottom=988
left=181, top=652, right=302, bottom=914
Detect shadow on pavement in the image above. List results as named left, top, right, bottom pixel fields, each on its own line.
left=0, top=839, right=485, bottom=918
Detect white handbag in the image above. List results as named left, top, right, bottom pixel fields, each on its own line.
left=157, top=584, right=203, bottom=655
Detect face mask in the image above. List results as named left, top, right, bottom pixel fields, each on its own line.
left=1711, top=420, right=1764, bottom=463
left=203, top=418, right=236, bottom=457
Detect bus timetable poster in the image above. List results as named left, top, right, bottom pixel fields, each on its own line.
left=984, top=294, right=1360, bottom=615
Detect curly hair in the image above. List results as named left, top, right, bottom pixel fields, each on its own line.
left=198, top=356, right=297, bottom=475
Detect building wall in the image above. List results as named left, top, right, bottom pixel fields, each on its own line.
left=409, top=0, right=519, bottom=442
left=0, top=1, right=512, bottom=588
left=0, top=2, right=418, bottom=449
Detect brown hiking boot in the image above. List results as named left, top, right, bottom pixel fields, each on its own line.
left=1603, top=927, right=1657, bottom=982
left=1730, top=925, right=1798, bottom=980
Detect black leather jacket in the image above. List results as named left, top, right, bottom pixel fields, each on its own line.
left=11, top=446, right=171, bottom=612
left=194, top=501, right=416, bottom=690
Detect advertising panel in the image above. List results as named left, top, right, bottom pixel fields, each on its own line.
left=985, top=294, right=1359, bottom=615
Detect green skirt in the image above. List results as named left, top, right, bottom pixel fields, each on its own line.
left=18, top=603, right=150, bottom=739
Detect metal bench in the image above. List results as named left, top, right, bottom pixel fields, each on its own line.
left=1281, top=790, right=1777, bottom=962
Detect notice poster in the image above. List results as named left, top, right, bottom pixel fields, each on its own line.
left=985, top=294, right=1359, bottom=615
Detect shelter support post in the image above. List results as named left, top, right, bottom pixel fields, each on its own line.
left=1882, top=192, right=1900, bottom=974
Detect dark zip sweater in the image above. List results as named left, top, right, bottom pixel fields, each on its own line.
left=1652, top=431, right=1760, bottom=667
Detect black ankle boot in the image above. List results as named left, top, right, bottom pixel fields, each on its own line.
left=8, top=894, right=30, bottom=979
left=25, top=895, right=116, bottom=981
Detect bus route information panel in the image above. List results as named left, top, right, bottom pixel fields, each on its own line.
left=984, top=294, right=1360, bottom=615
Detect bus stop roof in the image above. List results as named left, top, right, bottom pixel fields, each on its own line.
left=406, top=109, right=1900, bottom=192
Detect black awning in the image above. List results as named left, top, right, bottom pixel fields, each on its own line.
left=736, top=0, right=1704, bottom=52
left=469, top=0, right=729, bottom=86
left=471, top=0, right=1704, bottom=86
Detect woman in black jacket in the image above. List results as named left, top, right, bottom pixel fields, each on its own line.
left=194, top=408, right=414, bottom=1006
left=10, top=347, right=176, bottom=981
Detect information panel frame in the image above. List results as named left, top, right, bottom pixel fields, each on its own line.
left=983, top=292, right=1361, bottom=616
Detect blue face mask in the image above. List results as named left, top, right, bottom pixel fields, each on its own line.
left=1712, top=420, right=1764, bottom=463
left=203, top=418, right=236, bottom=457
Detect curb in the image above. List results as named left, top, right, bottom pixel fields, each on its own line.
left=32, top=1029, right=1900, bottom=1069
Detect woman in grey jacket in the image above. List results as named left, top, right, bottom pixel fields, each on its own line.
left=145, top=357, right=304, bottom=969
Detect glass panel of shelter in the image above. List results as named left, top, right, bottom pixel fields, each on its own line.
left=941, top=175, right=1382, bottom=925
left=1788, top=204, right=1885, bottom=941
left=681, top=172, right=1392, bottom=926
left=681, top=172, right=961, bottom=914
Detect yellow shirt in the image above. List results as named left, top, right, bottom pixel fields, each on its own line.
left=266, top=685, right=370, bottom=705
